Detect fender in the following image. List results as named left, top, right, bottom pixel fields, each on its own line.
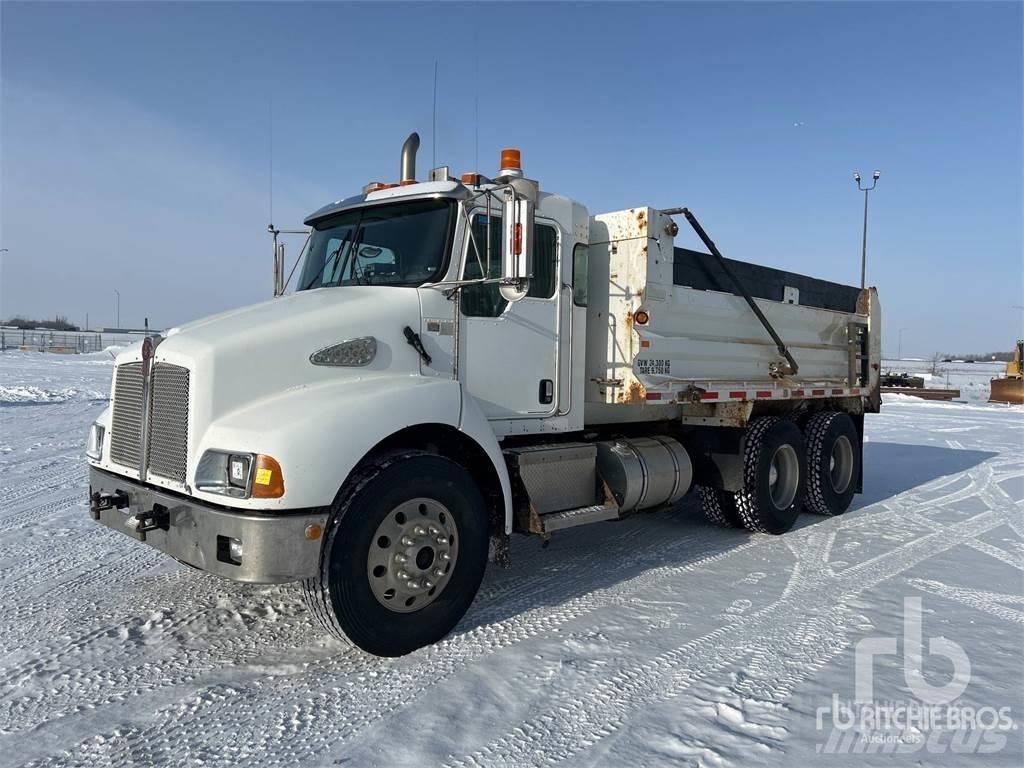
left=189, top=375, right=513, bottom=530
left=456, top=386, right=514, bottom=534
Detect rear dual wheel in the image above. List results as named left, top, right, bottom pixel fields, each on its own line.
left=803, top=411, right=859, bottom=516
left=699, top=417, right=806, bottom=534
left=699, top=412, right=860, bottom=532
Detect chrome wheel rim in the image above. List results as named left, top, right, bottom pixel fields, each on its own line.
left=829, top=435, right=854, bottom=494
left=768, top=444, right=800, bottom=510
left=366, top=497, right=459, bottom=613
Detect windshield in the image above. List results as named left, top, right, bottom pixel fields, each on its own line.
left=298, top=198, right=455, bottom=290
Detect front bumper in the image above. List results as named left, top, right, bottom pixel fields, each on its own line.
left=88, top=466, right=328, bottom=583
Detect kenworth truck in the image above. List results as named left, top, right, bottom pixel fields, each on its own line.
left=87, top=134, right=881, bottom=656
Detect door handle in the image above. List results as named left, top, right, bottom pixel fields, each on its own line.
left=539, top=379, right=554, bottom=405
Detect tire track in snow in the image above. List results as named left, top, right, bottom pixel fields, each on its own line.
left=13, top=518, right=763, bottom=765
left=440, top=469, right=1007, bottom=768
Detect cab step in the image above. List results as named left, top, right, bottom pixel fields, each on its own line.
left=539, top=503, right=620, bottom=532
left=505, top=442, right=621, bottom=536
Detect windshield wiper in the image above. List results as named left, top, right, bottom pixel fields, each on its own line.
left=300, top=228, right=353, bottom=292
left=349, top=228, right=368, bottom=286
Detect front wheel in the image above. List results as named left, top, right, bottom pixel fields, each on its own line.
left=302, top=451, right=489, bottom=656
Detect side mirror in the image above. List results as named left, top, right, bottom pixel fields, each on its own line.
left=500, top=193, right=534, bottom=302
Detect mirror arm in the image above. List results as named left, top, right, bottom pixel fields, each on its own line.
left=458, top=203, right=487, bottom=279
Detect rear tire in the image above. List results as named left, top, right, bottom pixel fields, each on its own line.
left=803, top=411, right=860, bottom=516
left=302, top=451, right=489, bottom=656
left=733, top=417, right=806, bottom=534
left=698, top=486, right=744, bottom=528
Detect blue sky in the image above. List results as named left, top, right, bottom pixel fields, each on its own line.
left=1, top=1, right=1021, bottom=356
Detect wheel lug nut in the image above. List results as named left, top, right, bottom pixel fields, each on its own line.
left=428, top=525, right=439, bottom=535
left=435, top=535, right=447, bottom=545
left=401, top=536, right=415, bottom=546
left=396, top=570, right=410, bottom=581
left=394, top=553, right=408, bottom=564
left=413, top=525, right=427, bottom=536
left=423, top=579, right=433, bottom=589
left=433, top=568, right=444, bottom=577
left=438, top=552, right=450, bottom=561
left=407, top=579, right=419, bottom=588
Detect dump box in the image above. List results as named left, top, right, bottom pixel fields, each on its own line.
left=586, top=207, right=879, bottom=411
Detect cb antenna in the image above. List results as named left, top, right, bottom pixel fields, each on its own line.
left=268, top=96, right=274, bottom=228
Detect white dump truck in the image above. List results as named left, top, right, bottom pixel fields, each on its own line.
left=87, top=134, right=881, bottom=656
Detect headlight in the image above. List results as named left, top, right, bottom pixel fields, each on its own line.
left=310, top=336, right=377, bottom=367
left=196, top=450, right=253, bottom=498
left=86, top=422, right=105, bottom=460
left=195, top=451, right=284, bottom=499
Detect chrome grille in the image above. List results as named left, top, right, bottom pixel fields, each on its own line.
left=147, top=364, right=190, bottom=483
left=109, top=363, right=144, bottom=468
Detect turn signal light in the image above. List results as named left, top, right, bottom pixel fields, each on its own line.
left=634, top=310, right=650, bottom=325
left=251, top=454, right=285, bottom=499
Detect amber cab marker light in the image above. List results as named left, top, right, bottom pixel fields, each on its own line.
left=251, top=454, right=285, bottom=499
left=500, top=148, right=521, bottom=171
left=461, top=172, right=478, bottom=185
left=634, top=310, right=650, bottom=325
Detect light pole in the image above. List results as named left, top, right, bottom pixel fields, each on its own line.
left=114, top=289, right=120, bottom=328
left=0, top=249, right=8, bottom=323
left=853, top=170, right=880, bottom=289
left=898, top=327, right=909, bottom=360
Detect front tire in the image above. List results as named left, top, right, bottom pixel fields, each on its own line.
left=302, top=451, right=489, bottom=656
left=733, top=417, right=807, bottom=534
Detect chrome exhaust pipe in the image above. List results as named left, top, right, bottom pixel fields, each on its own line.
left=400, top=132, right=420, bottom=183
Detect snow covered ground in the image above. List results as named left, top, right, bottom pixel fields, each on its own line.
left=1, top=350, right=1021, bottom=767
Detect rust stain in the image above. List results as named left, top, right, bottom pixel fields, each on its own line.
left=624, top=309, right=634, bottom=331
left=636, top=209, right=647, bottom=232
left=617, top=380, right=647, bottom=404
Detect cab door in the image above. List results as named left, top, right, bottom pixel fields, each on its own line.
left=458, top=212, right=562, bottom=419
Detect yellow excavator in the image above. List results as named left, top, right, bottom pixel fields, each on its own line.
left=990, top=340, right=1024, bottom=404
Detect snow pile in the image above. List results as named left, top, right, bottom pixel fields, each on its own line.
left=0, top=384, right=106, bottom=405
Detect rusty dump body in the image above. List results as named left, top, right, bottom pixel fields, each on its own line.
left=583, top=207, right=881, bottom=427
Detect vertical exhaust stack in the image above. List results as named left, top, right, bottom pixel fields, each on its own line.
left=400, top=132, right=420, bottom=184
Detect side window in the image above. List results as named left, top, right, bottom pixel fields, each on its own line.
left=461, top=215, right=505, bottom=318
left=529, top=225, right=558, bottom=299
left=572, top=243, right=588, bottom=307
left=461, top=215, right=560, bottom=317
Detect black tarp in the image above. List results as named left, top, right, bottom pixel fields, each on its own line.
left=672, top=248, right=862, bottom=314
